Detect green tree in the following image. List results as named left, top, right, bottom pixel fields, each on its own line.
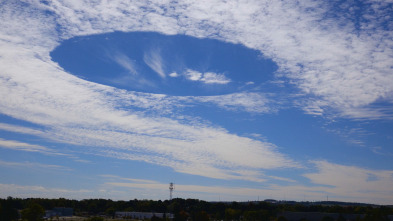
left=321, top=216, right=334, bottom=221
left=105, top=207, right=116, bottom=218
left=21, top=203, right=45, bottom=221
left=363, top=208, right=389, bottom=221
left=175, top=210, right=189, bottom=221
left=244, top=210, right=269, bottom=221
left=0, top=200, right=19, bottom=221
left=225, top=208, right=241, bottom=220
left=151, top=215, right=164, bottom=221
left=244, top=211, right=258, bottom=221
left=337, top=214, right=346, bottom=221
left=276, top=216, right=287, bottom=221
left=194, top=211, right=209, bottom=221
left=86, top=217, right=104, bottom=221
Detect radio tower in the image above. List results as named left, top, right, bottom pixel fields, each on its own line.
left=169, top=183, right=174, bottom=200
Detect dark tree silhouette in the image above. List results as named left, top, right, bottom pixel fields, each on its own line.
left=21, top=203, right=45, bottom=221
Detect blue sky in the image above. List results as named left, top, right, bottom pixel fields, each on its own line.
left=0, top=0, right=393, bottom=204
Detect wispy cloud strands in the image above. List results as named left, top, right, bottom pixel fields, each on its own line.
left=112, top=52, right=138, bottom=75
left=0, top=160, right=71, bottom=171
left=0, top=183, right=92, bottom=199
left=143, top=49, right=166, bottom=78
left=0, top=138, right=66, bottom=156
left=0, top=123, right=45, bottom=136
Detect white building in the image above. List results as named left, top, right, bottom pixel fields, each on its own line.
left=115, top=211, right=174, bottom=220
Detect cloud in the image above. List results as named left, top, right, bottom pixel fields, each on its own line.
left=8, top=0, right=390, bottom=119
left=263, top=1, right=393, bottom=119
left=108, top=51, right=158, bottom=89
left=0, top=138, right=86, bottom=162
left=174, top=0, right=393, bottom=119
left=0, top=123, right=44, bottom=136
left=2, top=161, right=393, bottom=204
left=101, top=175, right=282, bottom=200
left=194, top=92, right=274, bottom=113
left=304, top=161, right=393, bottom=204
left=185, top=69, right=202, bottom=81
left=0, top=0, right=292, bottom=182
left=371, top=146, right=393, bottom=157
left=100, top=175, right=159, bottom=184
left=0, top=40, right=293, bottom=181
left=102, top=166, right=393, bottom=204
left=106, top=181, right=271, bottom=198
left=0, top=160, right=71, bottom=171
left=169, top=72, right=179, bottom=77
left=111, top=52, right=137, bottom=75
left=0, top=183, right=93, bottom=199
left=185, top=69, right=231, bottom=84
left=47, top=122, right=296, bottom=182
left=0, top=138, right=66, bottom=156
left=201, top=72, right=231, bottom=84
left=144, top=49, right=166, bottom=78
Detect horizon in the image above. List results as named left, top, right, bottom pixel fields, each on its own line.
left=2, top=196, right=391, bottom=207
left=1, top=1, right=393, bottom=205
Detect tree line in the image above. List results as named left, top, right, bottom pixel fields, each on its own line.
left=1, top=197, right=392, bottom=221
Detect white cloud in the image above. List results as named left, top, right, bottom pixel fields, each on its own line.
left=0, top=183, right=93, bottom=199
left=101, top=175, right=280, bottom=201
left=11, top=0, right=391, bottom=119
left=0, top=160, right=71, bottom=171
left=0, top=138, right=65, bottom=156
left=185, top=69, right=202, bottom=81
left=143, top=49, right=166, bottom=78
left=0, top=44, right=292, bottom=180
left=46, top=122, right=296, bottom=182
left=100, top=175, right=159, bottom=184
left=0, top=0, right=291, bottom=182
left=175, top=0, right=393, bottom=119
left=2, top=162, right=393, bottom=204
left=0, top=177, right=323, bottom=201
left=371, top=146, right=393, bottom=157
left=169, top=72, right=179, bottom=77
left=108, top=51, right=158, bottom=89
left=201, top=72, right=231, bottom=84
left=0, top=138, right=86, bottom=162
left=0, top=123, right=44, bottom=136
left=194, top=92, right=274, bottom=113
left=304, top=161, right=393, bottom=204
left=184, top=69, right=231, bottom=84
left=111, top=52, right=137, bottom=75
left=106, top=181, right=274, bottom=199
left=102, top=167, right=393, bottom=204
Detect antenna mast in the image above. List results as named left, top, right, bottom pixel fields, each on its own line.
left=169, top=183, right=174, bottom=200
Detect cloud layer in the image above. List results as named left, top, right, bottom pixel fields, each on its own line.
left=3, top=0, right=392, bottom=118
left=0, top=0, right=301, bottom=182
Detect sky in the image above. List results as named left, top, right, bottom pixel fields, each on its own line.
left=0, top=0, right=393, bottom=205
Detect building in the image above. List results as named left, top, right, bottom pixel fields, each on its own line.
left=115, top=211, right=174, bottom=220
left=45, top=207, right=73, bottom=218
